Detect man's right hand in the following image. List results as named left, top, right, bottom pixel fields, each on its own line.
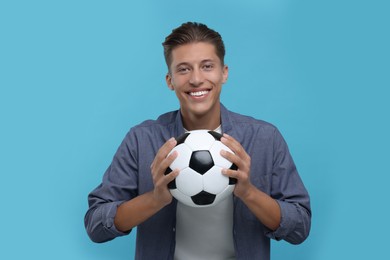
left=114, top=137, right=179, bottom=232
left=150, top=137, right=179, bottom=207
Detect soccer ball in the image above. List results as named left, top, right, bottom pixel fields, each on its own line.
left=165, top=130, right=237, bottom=207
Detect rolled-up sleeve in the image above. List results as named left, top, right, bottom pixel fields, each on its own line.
left=84, top=131, right=139, bottom=243
left=84, top=200, right=129, bottom=243
left=265, top=128, right=311, bottom=244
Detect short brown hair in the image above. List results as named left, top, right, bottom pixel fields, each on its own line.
left=162, top=22, right=225, bottom=71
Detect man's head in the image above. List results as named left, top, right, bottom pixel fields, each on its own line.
left=162, top=22, right=225, bottom=72
left=163, top=22, right=228, bottom=130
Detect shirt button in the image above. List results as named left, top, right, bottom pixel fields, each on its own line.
left=173, top=228, right=176, bottom=232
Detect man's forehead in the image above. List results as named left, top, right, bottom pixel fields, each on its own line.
left=170, top=42, right=220, bottom=65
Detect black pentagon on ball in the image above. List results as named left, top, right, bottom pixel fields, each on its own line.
left=175, top=132, right=190, bottom=145
left=229, top=163, right=238, bottom=184
left=164, top=167, right=176, bottom=189
left=189, top=150, right=214, bottom=175
left=207, top=130, right=223, bottom=141
left=191, top=191, right=216, bottom=205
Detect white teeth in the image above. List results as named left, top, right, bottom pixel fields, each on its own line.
left=189, top=90, right=209, bottom=97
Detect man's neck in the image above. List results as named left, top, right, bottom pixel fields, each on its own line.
left=181, top=107, right=221, bottom=131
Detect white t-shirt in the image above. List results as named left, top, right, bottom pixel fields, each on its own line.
left=174, top=126, right=236, bottom=260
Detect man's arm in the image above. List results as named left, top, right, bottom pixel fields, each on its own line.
left=221, top=133, right=281, bottom=231
left=114, top=138, right=179, bottom=232
left=221, top=132, right=311, bottom=244
left=85, top=135, right=178, bottom=242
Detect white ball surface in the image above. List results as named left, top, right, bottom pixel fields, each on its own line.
left=167, top=130, right=237, bottom=208
left=203, top=166, right=228, bottom=194
left=176, top=168, right=203, bottom=196
left=169, top=143, right=192, bottom=171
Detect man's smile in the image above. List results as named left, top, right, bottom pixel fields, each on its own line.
left=187, top=89, right=210, bottom=98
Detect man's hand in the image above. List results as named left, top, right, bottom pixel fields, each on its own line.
left=220, top=133, right=281, bottom=231
left=115, top=137, right=179, bottom=232
left=220, top=133, right=253, bottom=200
left=150, top=137, right=179, bottom=207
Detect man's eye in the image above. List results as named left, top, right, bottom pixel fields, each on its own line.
left=178, top=67, right=190, bottom=73
left=203, top=64, right=214, bottom=70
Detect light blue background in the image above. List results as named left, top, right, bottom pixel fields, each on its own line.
left=1, top=0, right=389, bottom=259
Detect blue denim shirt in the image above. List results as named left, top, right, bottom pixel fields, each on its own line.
left=85, top=104, right=311, bottom=260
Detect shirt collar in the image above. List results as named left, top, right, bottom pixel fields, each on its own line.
left=173, top=103, right=233, bottom=136
left=220, top=103, right=233, bottom=134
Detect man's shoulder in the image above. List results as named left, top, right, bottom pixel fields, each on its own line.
left=226, top=109, right=277, bottom=132
left=119, top=110, right=179, bottom=148
left=224, top=108, right=285, bottom=150
left=126, top=110, right=179, bottom=138
left=136, top=110, right=178, bottom=128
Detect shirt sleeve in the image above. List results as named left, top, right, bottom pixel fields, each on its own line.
left=265, top=128, right=311, bottom=244
left=84, top=131, right=139, bottom=243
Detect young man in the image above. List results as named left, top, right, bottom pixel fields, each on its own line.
left=85, top=22, right=311, bottom=260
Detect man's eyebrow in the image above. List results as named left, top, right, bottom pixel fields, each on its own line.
left=175, top=59, right=216, bottom=68
left=175, top=62, right=191, bottom=68
left=201, top=59, right=215, bottom=63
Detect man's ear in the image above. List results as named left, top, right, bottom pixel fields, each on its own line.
left=166, top=73, right=174, bottom=90
left=222, top=65, right=229, bottom=84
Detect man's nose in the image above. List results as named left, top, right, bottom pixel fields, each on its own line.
left=189, top=68, right=204, bottom=86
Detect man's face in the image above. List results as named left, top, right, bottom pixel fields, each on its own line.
left=166, top=42, right=228, bottom=124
